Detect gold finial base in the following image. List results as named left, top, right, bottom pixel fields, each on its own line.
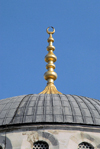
left=39, top=83, right=62, bottom=94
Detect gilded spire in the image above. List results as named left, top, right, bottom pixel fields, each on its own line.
left=39, top=27, right=62, bottom=94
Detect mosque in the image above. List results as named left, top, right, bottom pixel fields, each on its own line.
left=0, top=27, right=100, bottom=149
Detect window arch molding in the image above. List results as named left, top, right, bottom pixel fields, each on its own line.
left=21, top=131, right=59, bottom=149
left=67, top=132, right=99, bottom=149
left=32, top=134, right=58, bottom=149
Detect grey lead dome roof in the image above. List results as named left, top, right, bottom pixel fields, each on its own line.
left=0, top=94, right=100, bottom=126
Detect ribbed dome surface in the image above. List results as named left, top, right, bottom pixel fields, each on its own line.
left=0, top=94, right=100, bottom=126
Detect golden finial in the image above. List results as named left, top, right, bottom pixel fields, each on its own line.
left=39, top=27, right=62, bottom=94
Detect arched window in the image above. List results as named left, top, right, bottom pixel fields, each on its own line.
left=78, top=142, right=94, bottom=149
left=33, top=141, right=49, bottom=149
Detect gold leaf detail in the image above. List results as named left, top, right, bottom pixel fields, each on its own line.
left=39, top=83, right=62, bottom=94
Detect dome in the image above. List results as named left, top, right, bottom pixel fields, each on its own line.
left=0, top=94, right=100, bottom=126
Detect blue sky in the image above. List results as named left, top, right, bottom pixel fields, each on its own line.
left=0, top=0, right=100, bottom=100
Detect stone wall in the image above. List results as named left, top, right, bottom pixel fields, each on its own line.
left=0, top=124, right=100, bottom=149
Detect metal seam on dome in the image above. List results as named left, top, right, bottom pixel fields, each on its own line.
left=92, top=97, right=100, bottom=106
left=10, top=94, right=31, bottom=124
left=1, top=97, right=13, bottom=125
left=32, top=94, right=38, bottom=122
left=64, top=94, right=75, bottom=123
left=15, top=95, right=32, bottom=124
left=85, top=97, right=100, bottom=114
left=58, top=94, right=64, bottom=122
left=19, top=95, right=32, bottom=123
left=35, top=94, right=45, bottom=122
left=51, top=94, right=54, bottom=122
left=84, top=97, right=100, bottom=122
left=22, top=96, right=30, bottom=123
left=33, top=95, right=40, bottom=122
left=70, top=95, right=85, bottom=123
left=43, top=95, right=46, bottom=121
left=2, top=99, right=14, bottom=125
left=77, top=96, right=96, bottom=124
left=22, top=95, right=34, bottom=123
left=67, top=95, right=78, bottom=123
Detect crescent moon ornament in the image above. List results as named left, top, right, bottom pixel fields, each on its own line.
left=46, top=26, right=55, bottom=34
